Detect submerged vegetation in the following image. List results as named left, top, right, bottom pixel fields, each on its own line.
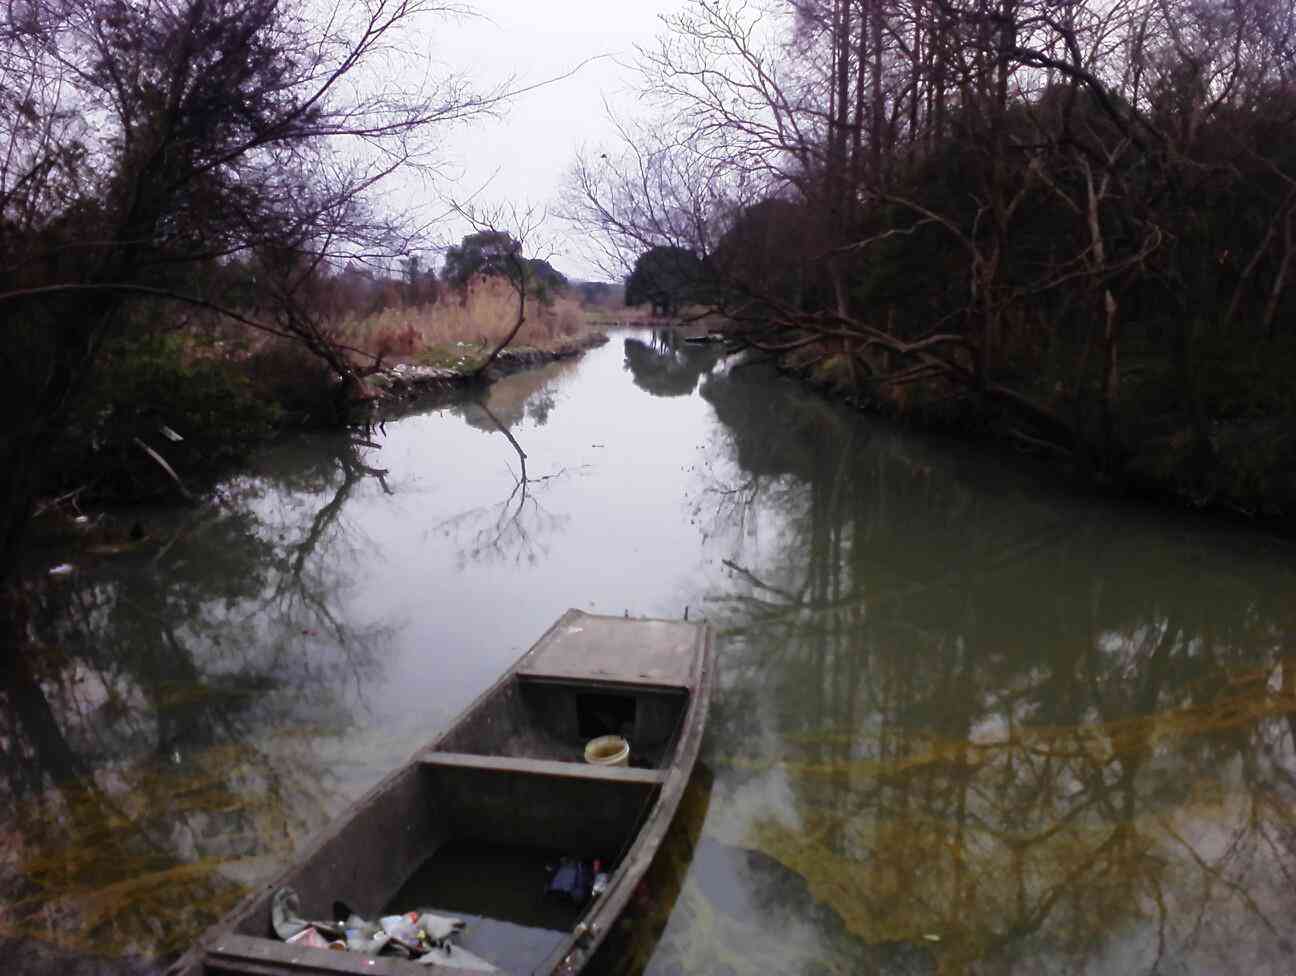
left=684, top=361, right=1296, bottom=975
left=1, top=439, right=396, bottom=961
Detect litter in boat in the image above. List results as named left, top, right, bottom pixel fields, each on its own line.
left=591, top=860, right=610, bottom=900
left=546, top=857, right=593, bottom=905
left=273, top=887, right=496, bottom=970
left=285, top=928, right=328, bottom=949
left=271, top=853, right=616, bottom=969
left=270, top=886, right=341, bottom=942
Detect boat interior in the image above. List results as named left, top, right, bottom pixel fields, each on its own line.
left=435, top=676, right=690, bottom=768
left=202, top=675, right=692, bottom=975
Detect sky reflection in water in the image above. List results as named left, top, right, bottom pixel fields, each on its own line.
left=9, top=328, right=1296, bottom=975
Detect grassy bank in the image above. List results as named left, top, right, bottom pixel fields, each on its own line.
left=42, top=281, right=608, bottom=509
left=774, top=336, right=1296, bottom=531
left=793, top=347, right=1290, bottom=528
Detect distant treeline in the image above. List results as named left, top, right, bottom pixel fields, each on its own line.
left=202, top=235, right=619, bottom=322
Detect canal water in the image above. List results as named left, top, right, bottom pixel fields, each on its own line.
left=8, top=329, right=1296, bottom=974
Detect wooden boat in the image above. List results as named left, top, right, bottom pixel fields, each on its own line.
left=169, top=609, right=713, bottom=976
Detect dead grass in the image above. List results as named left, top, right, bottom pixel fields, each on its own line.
left=585, top=304, right=659, bottom=324
left=340, top=276, right=593, bottom=363
left=581, top=304, right=721, bottom=326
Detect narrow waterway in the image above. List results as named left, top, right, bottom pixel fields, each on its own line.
left=10, top=328, right=1296, bottom=975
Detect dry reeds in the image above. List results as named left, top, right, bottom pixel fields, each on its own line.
left=341, top=276, right=589, bottom=362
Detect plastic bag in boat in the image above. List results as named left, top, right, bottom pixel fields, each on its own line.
left=545, top=857, right=593, bottom=905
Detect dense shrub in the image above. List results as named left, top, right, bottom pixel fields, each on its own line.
left=53, top=334, right=281, bottom=501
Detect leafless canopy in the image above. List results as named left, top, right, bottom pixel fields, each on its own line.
left=566, top=0, right=1296, bottom=476
left=0, top=0, right=501, bottom=584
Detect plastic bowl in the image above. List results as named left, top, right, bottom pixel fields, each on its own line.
left=584, top=735, right=630, bottom=767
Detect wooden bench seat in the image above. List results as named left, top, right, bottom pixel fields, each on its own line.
left=416, top=750, right=667, bottom=785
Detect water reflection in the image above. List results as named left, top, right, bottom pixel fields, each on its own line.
left=456, top=358, right=578, bottom=431
left=428, top=459, right=576, bottom=569
left=6, top=437, right=394, bottom=962
left=687, top=365, right=1296, bottom=975
left=9, top=334, right=1296, bottom=976
left=623, top=331, right=727, bottom=399
left=436, top=366, right=582, bottom=568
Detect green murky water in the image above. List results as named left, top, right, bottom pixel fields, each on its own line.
left=8, top=329, right=1296, bottom=974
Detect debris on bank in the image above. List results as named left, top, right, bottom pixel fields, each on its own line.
left=362, top=333, right=608, bottom=407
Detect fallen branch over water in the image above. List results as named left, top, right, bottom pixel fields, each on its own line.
left=133, top=437, right=194, bottom=503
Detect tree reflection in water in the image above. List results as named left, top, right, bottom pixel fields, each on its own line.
left=437, top=372, right=581, bottom=569
left=7, top=345, right=1295, bottom=975
left=660, top=365, right=1296, bottom=975
left=622, top=330, right=727, bottom=400
left=2, top=436, right=395, bottom=965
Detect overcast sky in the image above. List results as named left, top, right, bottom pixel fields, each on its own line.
left=422, top=1, right=685, bottom=282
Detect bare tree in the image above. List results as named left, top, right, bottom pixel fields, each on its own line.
left=568, top=0, right=1296, bottom=485
left=0, top=0, right=502, bottom=590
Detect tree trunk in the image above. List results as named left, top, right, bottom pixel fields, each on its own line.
left=852, top=0, right=868, bottom=190
left=1175, top=310, right=1215, bottom=475
left=870, top=0, right=885, bottom=184
left=1263, top=209, right=1294, bottom=339
left=1100, top=287, right=1121, bottom=465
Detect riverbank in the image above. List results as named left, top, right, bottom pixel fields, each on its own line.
left=754, top=336, right=1296, bottom=536
left=364, top=333, right=608, bottom=412
left=30, top=331, right=609, bottom=523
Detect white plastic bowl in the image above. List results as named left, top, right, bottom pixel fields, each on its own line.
left=584, top=735, right=630, bottom=767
